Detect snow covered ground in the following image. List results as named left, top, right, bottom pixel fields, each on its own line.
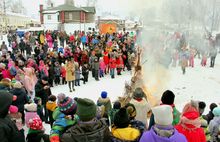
left=26, top=55, right=220, bottom=135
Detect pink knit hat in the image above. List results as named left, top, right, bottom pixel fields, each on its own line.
left=9, top=105, right=18, bottom=114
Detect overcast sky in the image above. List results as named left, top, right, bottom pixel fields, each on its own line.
left=20, top=0, right=162, bottom=19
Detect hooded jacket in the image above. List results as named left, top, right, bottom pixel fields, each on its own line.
left=61, top=118, right=111, bottom=142
left=10, top=88, right=29, bottom=112
left=0, top=91, right=25, bottom=142
left=140, top=126, right=187, bottom=142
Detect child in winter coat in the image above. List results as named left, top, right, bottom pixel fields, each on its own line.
left=34, top=97, right=44, bottom=122
left=109, top=57, right=117, bottom=79
left=97, top=91, right=112, bottom=115
left=50, top=94, right=79, bottom=142
left=99, top=58, right=106, bottom=78
left=25, top=103, right=40, bottom=128
left=209, top=107, right=220, bottom=142
left=82, top=63, right=89, bottom=84
left=26, top=117, right=49, bottom=142
left=75, top=62, right=81, bottom=86
left=54, top=62, right=61, bottom=85
left=204, top=103, right=218, bottom=124
left=60, top=63, right=67, bottom=85
left=94, top=57, right=100, bottom=81
left=9, top=105, right=25, bottom=139
left=111, top=108, right=141, bottom=142
left=46, top=95, right=57, bottom=128
left=116, top=55, right=124, bottom=75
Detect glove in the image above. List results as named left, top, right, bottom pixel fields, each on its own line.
left=50, top=135, right=60, bottom=142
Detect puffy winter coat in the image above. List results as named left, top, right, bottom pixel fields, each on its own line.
left=209, top=116, right=220, bottom=142
left=61, top=119, right=111, bottom=142
left=175, top=111, right=206, bottom=142
left=140, top=126, right=187, bottom=142
left=97, top=97, right=112, bottom=114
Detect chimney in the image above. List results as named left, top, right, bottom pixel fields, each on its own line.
left=39, top=5, right=44, bottom=24
left=51, top=3, right=54, bottom=7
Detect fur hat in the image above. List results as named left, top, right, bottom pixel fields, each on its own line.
left=161, top=90, right=175, bottom=105
left=101, top=91, right=108, bottom=99
left=58, top=97, right=77, bottom=115
left=28, top=117, right=43, bottom=130
left=133, top=87, right=145, bottom=100
left=114, top=107, right=130, bottom=128
left=25, top=103, right=37, bottom=112
left=213, top=107, right=220, bottom=117
left=152, top=105, right=173, bottom=126
left=76, top=98, right=97, bottom=122
left=13, top=82, right=22, bottom=89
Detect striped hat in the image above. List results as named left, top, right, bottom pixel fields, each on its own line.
left=58, top=97, right=77, bottom=115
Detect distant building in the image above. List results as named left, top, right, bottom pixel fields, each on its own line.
left=39, top=3, right=96, bottom=33
left=0, top=12, right=39, bottom=32
left=97, top=15, right=125, bottom=34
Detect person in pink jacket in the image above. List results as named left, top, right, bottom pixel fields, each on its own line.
left=99, top=58, right=106, bottom=78
left=39, top=60, right=48, bottom=77
left=23, top=67, right=37, bottom=100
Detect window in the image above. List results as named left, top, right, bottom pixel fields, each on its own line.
left=69, top=13, right=73, bottom=20
left=47, top=15, right=52, bottom=20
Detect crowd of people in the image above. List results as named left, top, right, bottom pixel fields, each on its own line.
left=0, top=29, right=219, bottom=142
left=0, top=86, right=220, bottom=142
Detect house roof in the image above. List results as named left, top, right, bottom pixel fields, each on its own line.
left=43, top=4, right=96, bottom=13
left=82, top=7, right=96, bottom=13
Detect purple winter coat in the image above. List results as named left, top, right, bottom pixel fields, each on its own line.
left=139, top=127, right=187, bottom=142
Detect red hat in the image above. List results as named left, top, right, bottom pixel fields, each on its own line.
left=9, top=105, right=18, bottom=114
left=28, top=117, right=43, bottom=130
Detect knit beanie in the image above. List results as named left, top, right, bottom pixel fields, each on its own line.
left=125, top=103, right=136, bottom=119
left=133, top=87, right=145, bottom=100
left=152, top=105, right=173, bottom=126
left=25, top=103, right=37, bottom=112
left=76, top=98, right=97, bottom=122
left=213, top=107, right=220, bottom=117
left=9, top=105, right=18, bottom=114
left=58, top=97, right=77, bottom=115
left=161, top=90, right=175, bottom=105
left=114, top=107, right=130, bottom=128
left=101, top=91, right=108, bottom=99
left=113, top=101, right=121, bottom=109
left=28, top=117, right=43, bottom=130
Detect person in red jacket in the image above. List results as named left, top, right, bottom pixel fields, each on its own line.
left=109, top=57, right=117, bottom=79
left=103, top=49, right=109, bottom=74
left=60, top=63, right=67, bottom=85
left=175, top=101, right=206, bottom=142
left=116, top=55, right=124, bottom=75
